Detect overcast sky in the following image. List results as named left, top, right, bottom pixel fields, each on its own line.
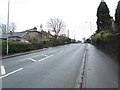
left=0, top=0, right=119, bottom=40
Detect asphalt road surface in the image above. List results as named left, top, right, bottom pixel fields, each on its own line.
left=1, top=43, right=118, bottom=88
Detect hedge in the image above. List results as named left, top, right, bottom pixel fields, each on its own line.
left=2, top=41, right=32, bottom=55
left=1, top=38, right=72, bottom=55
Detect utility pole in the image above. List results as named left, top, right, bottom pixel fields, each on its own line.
left=85, top=21, right=92, bottom=35
left=85, top=21, right=93, bottom=44
left=90, top=22, right=92, bottom=35
left=67, top=29, right=69, bottom=38
left=6, top=0, right=10, bottom=54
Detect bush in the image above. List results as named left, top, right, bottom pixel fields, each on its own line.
left=93, top=30, right=112, bottom=42
left=2, top=41, right=32, bottom=55
left=32, top=42, right=43, bottom=50
left=1, top=38, right=72, bottom=55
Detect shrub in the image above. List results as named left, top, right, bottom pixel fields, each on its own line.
left=93, top=30, right=112, bottom=41
left=2, top=41, right=32, bottom=55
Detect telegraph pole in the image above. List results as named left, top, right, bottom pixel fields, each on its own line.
left=85, top=21, right=93, bottom=44
left=6, top=0, right=10, bottom=54
left=85, top=21, right=92, bottom=35
left=67, top=29, right=69, bottom=38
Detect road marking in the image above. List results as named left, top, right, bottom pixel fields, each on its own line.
left=0, top=68, right=23, bottom=79
left=31, top=54, right=41, bottom=58
left=0, top=66, right=6, bottom=75
left=20, top=54, right=46, bottom=62
left=20, top=58, right=36, bottom=62
left=28, top=58, right=36, bottom=62
left=58, top=51, right=63, bottom=53
left=20, top=58, right=27, bottom=61
left=38, top=55, right=54, bottom=62
left=41, top=54, right=49, bottom=57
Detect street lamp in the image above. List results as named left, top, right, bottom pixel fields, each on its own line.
left=85, top=21, right=92, bottom=35
left=85, top=21, right=93, bottom=44
left=6, top=0, right=10, bottom=54
left=67, top=29, right=69, bottom=38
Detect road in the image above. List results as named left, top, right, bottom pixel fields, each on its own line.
left=1, top=43, right=118, bottom=88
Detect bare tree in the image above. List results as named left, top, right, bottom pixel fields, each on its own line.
left=10, top=22, right=16, bottom=33
left=0, top=24, right=7, bottom=34
left=47, top=18, right=65, bottom=39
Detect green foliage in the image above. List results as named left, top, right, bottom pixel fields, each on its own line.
left=93, top=30, right=112, bottom=41
left=1, top=37, right=72, bottom=55
left=46, top=38, right=71, bottom=47
left=115, top=1, right=120, bottom=24
left=115, top=1, right=120, bottom=33
left=93, top=33, right=102, bottom=41
left=96, top=1, right=112, bottom=32
left=2, top=41, right=32, bottom=55
left=31, top=38, right=39, bottom=44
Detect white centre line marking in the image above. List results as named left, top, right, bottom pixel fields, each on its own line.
left=38, top=55, right=54, bottom=62
left=0, top=66, right=6, bottom=75
left=0, top=68, right=23, bottom=79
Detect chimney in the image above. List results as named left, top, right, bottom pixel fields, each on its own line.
left=101, top=0, right=105, bottom=2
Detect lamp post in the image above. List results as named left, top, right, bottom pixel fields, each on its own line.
left=6, top=0, right=10, bottom=54
left=67, top=29, right=69, bottom=38
left=85, top=21, right=93, bottom=44
left=85, top=21, right=92, bottom=35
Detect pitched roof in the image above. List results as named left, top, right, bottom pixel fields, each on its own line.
left=23, top=27, right=40, bottom=33
left=0, top=27, right=40, bottom=39
left=41, top=30, right=54, bottom=36
left=0, top=32, right=25, bottom=39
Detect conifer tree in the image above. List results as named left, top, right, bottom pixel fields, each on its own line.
left=115, top=0, right=120, bottom=33
left=96, top=0, right=112, bottom=32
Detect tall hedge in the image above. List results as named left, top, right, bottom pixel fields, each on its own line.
left=2, top=41, right=32, bottom=55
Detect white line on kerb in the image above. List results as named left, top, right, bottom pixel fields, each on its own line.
left=38, top=55, right=54, bottom=62
left=0, top=66, right=6, bottom=75
left=0, top=68, right=23, bottom=79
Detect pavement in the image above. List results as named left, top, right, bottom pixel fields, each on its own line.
left=83, top=44, right=118, bottom=88
left=0, top=43, right=118, bottom=88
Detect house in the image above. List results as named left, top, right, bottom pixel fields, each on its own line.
left=22, top=27, right=41, bottom=41
left=39, top=30, right=54, bottom=41
left=0, top=27, right=54, bottom=42
left=0, top=31, right=28, bottom=42
left=0, top=27, right=40, bottom=42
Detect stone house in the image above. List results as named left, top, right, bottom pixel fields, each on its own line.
left=0, top=27, right=54, bottom=42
